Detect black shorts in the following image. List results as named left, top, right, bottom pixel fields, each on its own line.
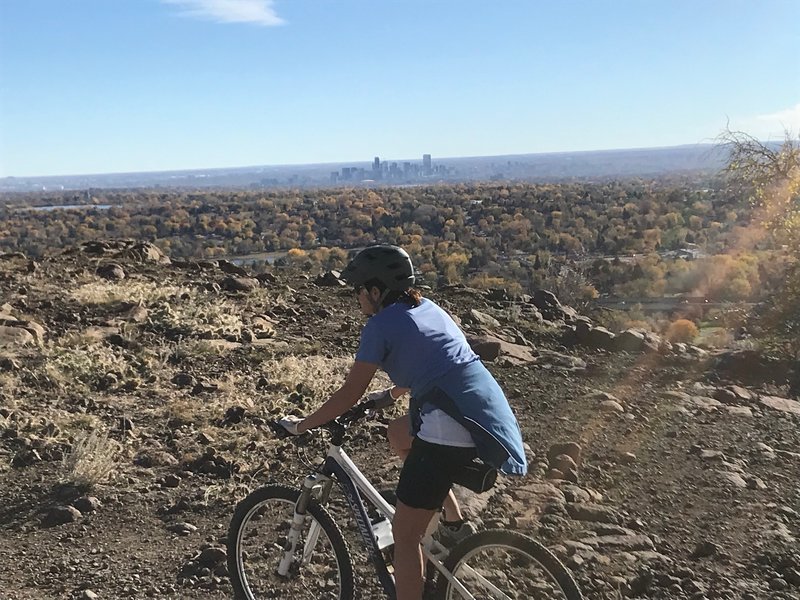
left=396, top=438, right=478, bottom=511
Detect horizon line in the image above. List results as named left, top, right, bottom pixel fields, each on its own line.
left=1, top=141, right=724, bottom=181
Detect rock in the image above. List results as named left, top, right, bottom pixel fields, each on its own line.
left=161, top=474, right=181, bottom=488
left=217, top=259, right=249, bottom=277
left=120, top=304, right=148, bottom=323
left=690, top=540, right=721, bottom=559
left=531, top=290, right=577, bottom=323
left=548, top=442, right=582, bottom=466
left=599, top=400, right=625, bottom=413
left=713, top=349, right=794, bottom=386
left=572, top=323, right=617, bottom=350
left=466, top=334, right=535, bottom=364
left=42, top=505, right=82, bottom=527
left=80, top=590, right=99, bottom=600
left=0, top=356, right=21, bottom=371
left=467, top=309, right=501, bottom=329
left=714, top=385, right=756, bottom=404
left=11, top=448, right=42, bottom=467
left=171, top=372, right=196, bottom=388
left=565, top=503, right=619, bottom=523
left=726, top=406, right=753, bottom=417
left=134, top=450, right=179, bottom=468
left=550, top=453, right=578, bottom=473
left=0, top=326, right=35, bottom=347
left=535, top=349, right=587, bottom=371
left=198, top=546, right=227, bottom=567
left=760, top=395, right=800, bottom=416
left=168, top=522, right=198, bottom=535
left=96, top=263, right=125, bottom=280
left=72, top=496, right=102, bottom=513
left=127, top=241, right=170, bottom=264
left=313, top=270, right=345, bottom=286
left=614, top=329, right=646, bottom=352
left=579, top=534, right=655, bottom=551
left=219, top=277, right=259, bottom=292
left=221, top=405, right=246, bottom=425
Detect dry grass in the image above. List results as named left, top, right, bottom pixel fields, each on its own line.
left=70, top=280, right=187, bottom=305
left=148, top=294, right=245, bottom=338
left=258, top=354, right=396, bottom=418
left=61, top=429, right=121, bottom=488
left=43, top=341, right=138, bottom=391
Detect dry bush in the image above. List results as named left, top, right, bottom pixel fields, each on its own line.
left=70, top=280, right=186, bottom=305
left=148, top=293, right=244, bottom=338
left=260, top=354, right=393, bottom=412
left=44, top=342, right=135, bottom=391
left=665, top=319, right=700, bottom=343
left=467, top=273, right=523, bottom=294
left=62, top=429, right=121, bottom=488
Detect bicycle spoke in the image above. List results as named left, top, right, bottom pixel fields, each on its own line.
left=439, top=532, right=582, bottom=600
left=230, top=487, right=352, bottom=600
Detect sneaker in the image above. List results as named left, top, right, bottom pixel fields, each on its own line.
left=433, top=520, right=477, bottom=548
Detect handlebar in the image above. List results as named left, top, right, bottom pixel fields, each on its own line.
left=268, top=397, right=378, bottom=443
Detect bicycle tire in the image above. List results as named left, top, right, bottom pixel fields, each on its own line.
left=432, top=529, right=584, bottom=600
left=227, top=484, right=355, bottom=600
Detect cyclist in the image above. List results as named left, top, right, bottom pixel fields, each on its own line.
left=279, top=244, right=527, bottom=600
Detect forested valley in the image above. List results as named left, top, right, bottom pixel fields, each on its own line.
left=0, top=175, right=794, bottom=350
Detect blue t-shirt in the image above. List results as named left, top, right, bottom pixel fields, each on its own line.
left=355, top=298, right=527, bottom=475
left=355, top=298, right=479, bottom=397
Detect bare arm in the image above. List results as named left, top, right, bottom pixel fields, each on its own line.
left=298, top=361, right=379, bottom=433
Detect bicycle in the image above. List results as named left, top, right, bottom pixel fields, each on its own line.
left=227, top=397, right=584, bottom=600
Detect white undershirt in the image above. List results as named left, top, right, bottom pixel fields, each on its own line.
left=417, top=408, right=476, bottom=447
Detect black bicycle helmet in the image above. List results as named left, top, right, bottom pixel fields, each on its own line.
left=340, top=245, right=415, bottom=291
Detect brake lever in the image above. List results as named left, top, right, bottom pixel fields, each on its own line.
left=267, top=420, right=293, bottom=439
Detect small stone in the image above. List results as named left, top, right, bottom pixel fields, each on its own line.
left=690, top=540, right=720, bottom=559
left=168, top=522, right=198, bottom=535
left=162, top=474, right=181, bottom=488
left=198, top=546, right=227, bottom=567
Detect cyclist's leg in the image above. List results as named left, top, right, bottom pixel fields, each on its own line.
left=392, top=501, right=438, bottom=600
left=388, top=415, right=464, bottom=522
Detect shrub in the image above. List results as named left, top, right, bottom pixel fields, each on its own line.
left=665, top=319, right=699, bottom=343
left=62, top=430, right=121, bottom=488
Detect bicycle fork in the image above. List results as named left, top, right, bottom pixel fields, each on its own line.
left=278, top=474, right=332, bottom=577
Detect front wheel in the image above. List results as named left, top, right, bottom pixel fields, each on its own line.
left=433, top=529, right=584, bottom=600
left=227, top=484, right=355, bottom=600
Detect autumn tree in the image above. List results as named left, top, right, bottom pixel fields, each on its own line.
left=718, top=127, right=800, bottom=349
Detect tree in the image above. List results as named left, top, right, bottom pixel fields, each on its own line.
left=718, top=127, right=800, bottom=350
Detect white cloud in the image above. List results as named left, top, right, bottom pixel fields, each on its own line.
left=755, top=102, right=800, bottom=132
left=163, top=0, right=285, bottom=26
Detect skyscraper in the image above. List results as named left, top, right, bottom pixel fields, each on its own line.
left=423, top=154, right=432, bottom=175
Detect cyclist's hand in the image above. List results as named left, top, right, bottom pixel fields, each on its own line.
left=366, top=387, right=396, bottom=410
left=277, top=415, right=305, bottom=435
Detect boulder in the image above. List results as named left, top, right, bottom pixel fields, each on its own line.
left=217, top=259, right=249, bottom=277
left=0, top=326, right=35, bottom=347
left=126, top=241, right=171, bottom=264
left=614, top=329, right=646, bottom=352
left=220, top=277, right=259, bottom=292
left=466, top=334, right=535, bottom=364
left=96, top=263, right=125, bottom=280
left=314, top=270, right=345, bottom=287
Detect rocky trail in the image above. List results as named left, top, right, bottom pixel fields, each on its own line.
left=0, top=241, right=798, bottom=599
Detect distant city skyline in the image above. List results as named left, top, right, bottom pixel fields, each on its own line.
left=1, top=0, right=798, bottom=178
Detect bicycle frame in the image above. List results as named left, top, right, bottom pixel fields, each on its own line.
left=284, top=439, right=478, bottom=600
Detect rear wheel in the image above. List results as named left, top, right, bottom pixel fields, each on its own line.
left=433, top=529, right=583, bottom=600
left=227, top=484, right=354, bottom=600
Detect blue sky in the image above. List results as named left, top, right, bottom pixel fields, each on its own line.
left=1, top=0, right=798, bottom=178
